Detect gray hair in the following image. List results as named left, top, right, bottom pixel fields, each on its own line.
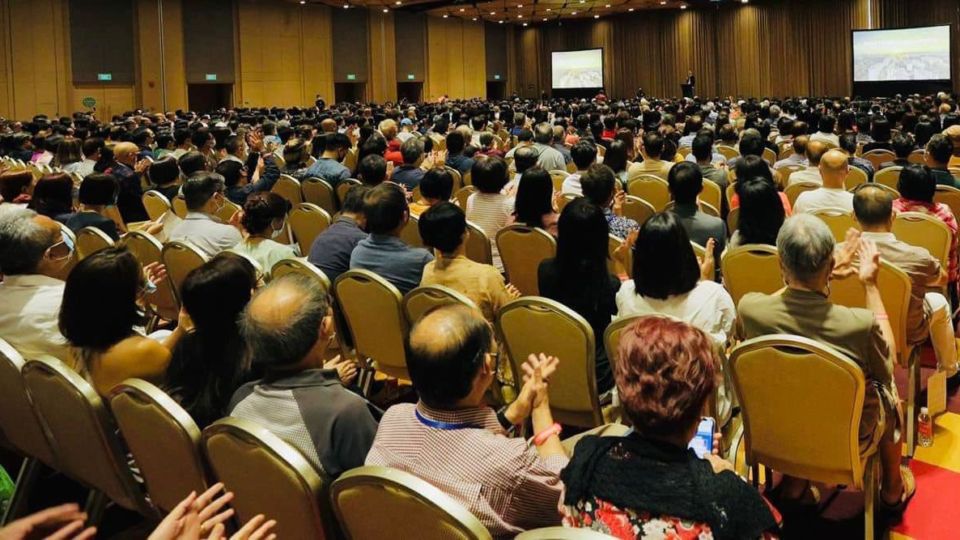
left=534, top=123, right=554, bottom=144
left=400, top=137, right=425, bottom=165
left=239, top=274, right=330, bottom=368
left=0, top=206, right=55, bottom=275
left=776, top=214, right=836, bottom=283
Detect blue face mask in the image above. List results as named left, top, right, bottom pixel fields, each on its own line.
left=61, top=232, right=75, bottom=253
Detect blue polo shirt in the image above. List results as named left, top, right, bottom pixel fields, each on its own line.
left=349, top=234, right=434, bottom=295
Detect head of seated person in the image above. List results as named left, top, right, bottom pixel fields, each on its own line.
left=358, top=154, right=387, bottom=186
left=0, top=170, right=34, bottom=204
left=818, top=149, right=849, bottom=188
left=924, top=134, right=952, bottom=169
left=183, top=172, right=228, bottom=215
left=514, top=167, right=554, bottom=228
left=445, top=131, right=467, bottom=157
left=28, top=174, right=73, bottom=219
left=817, top=114, right=836, bottom=135
left=0, top=206, right=70, bottom=278
left=571, top=140, right=597, bottom=172
left=838, top=133, right=858, bottom=156
left=471, top=156, right=508, bottom=195
left=241, top=192, right=290, bottom=240
left=149, top=156, right=181, bottom=187
left=641, top=131, right=664, bottom=160
left=400, top=137, right=425, bottom=167
left=419, top=202, right=466, bottom=258
left=736, top=178, right=785, bottom=246
left=852, top=184, right=895, bottom=234
left=362, top=182, right=408, bottom=237
left=632, top=212, right=700, bottom=300
left=777, top=214, right=835, bottom=293
left=737, top=129, right=764, bottom=158
left=891, top=133, right=914, bottom=160
left=666, top=162, right=703, bottom=207
left=791, top=135, right=809, bottom=158
left=735, top=154, right=773, bottom=186
left=514, top=145, right=539, bottom=175
left=179, top=151, right=209, bottom=177
left=691, top=134, right=714, bottom=164
left=323, top=132, right=350, bottom=162
left=418, top=167, right=453, bottom=206
left=897, top=163, right=936, bottom=204
left=216, top=160, right=248, bottom=192
left=580, top=163, right=618, bottom=209
left=79, top=173, right=119, bottom=211
left=283, top=138, right=308, bottom=170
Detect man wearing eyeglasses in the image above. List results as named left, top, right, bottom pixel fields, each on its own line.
left=0, top=206, right=75, bottom=365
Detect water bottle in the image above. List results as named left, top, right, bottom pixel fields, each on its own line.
left=918, top=407, right=934, bottom=448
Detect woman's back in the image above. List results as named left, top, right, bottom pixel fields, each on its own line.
left=83, top=334, right=171, bottom=396
left=616, top=279, right=735, bottom=345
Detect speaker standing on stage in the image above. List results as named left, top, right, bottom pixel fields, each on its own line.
left=686, top=70, right=696, bottom=91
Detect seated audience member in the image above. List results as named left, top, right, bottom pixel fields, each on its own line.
left=505, top=144, right=540, bottom=193
left=366, top=305, right=567, bottom=537
left=165, top=253, right=259, bottom=429
left=0, top=207, right=74, bottom=363
left=147, top=156, right=182, bottom=201
left=308, top=184, right=369, bottom=284
left=29, top=173, right=74, bottom=221
left=849, top=185, right=957, bottom=377
left=788, top=140, right=828, bottom=185
left=231, top=192, right=298, bottom=271
left=296, top=132, right=352, bottom=186
left=59, top=247, right=184, bottom=396
left=731, top=155, right=793, bottom=215
left=739, top=215, right=914, bottom=512
left=72, top=137, right=103, bottom=179
left=862, top=118, right=893, bottom=153
left=839, top=133, right=874, bottom=181
left=477, top=132, right=505, bottom=158
left=628, top=131, right=674, bottom=180
left=168, top=172, right=243, bottom=257
left=562, top=316, right=780, bottom=539
left=532, top=123, right=567, bottom=172
left=357, top=154, right=388, bottom=186
left=692, top=133, right=728, bottom=190
left=880, top=133, right=914, bottom=170
left=391, top=138, right=427, bottom=191
left=561, top=140, right=597, bottom=195
left=230, top=274, right=375, bottom=477
left=773, top=135, right=809, bottom=170
left=410, top=167, right=453, bottom=216
left=793, top=149, right=853, bottom=214
left=0, top=170, right=34, bottom=205
left=581, top=164, right=639, bottom=240
left=466, top=156, right=514, bottom=272
left=945, top=124, right=960, bottom=168
left=601, top=139, right=631, bottom=187
left=512, top=167, right=559, bottom=237
left=727, top=129, right=766, bottom=170
left=445, top=131, right=475, bottom=176
left=63, top=174, right=122, bottom=240
left=218, top=158, right=277, bottom=206
left=419, top=202, right=517, bottom=322
left=810, top=114, right=840, bottom=147
left=178, top=150, right=210, bottom=178
left=667, top=162, right=726, bottom=264
left=350, top=182, right=433, bottom=294
left=281, top=138, right=309, bottom=174
left=895, top=164, right=959, bottom=283
left=617, top=212, right=734, bottom=344
left=110, top=141, right=151, bottom=224
left=923, top=134, right=959, bottom=188
left=538, top=199, right=619, bottom=392
left=729, top=178, right=786, bottom=249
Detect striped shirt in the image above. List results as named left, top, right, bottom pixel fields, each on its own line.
left=365, top=402, right=568, bottom=539
left=466, top=192, right=515, bottom=272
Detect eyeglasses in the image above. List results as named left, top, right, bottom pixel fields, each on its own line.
left=45, top=238, right=74, bottom=261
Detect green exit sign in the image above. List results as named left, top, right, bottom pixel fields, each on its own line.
left=205, top=73, right=217, bottom=81
left=407, top=73, right=415, bottom=80
left=494, top=74, right=501, bottom=80
left=97, top=73, right=112, bottom=81
left=346, top=73, right=356, bottom=81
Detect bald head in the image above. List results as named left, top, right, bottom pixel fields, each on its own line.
left=805, top=141, right=828, bottom=166
left=320, top=118, right=337, bottom=133
left=819, top=149, right=849, bottom=188
left=944, top=125, right=960, bottom=156
left=853, top=184, right=894, bottom=230
left=406, top=305, right=493, bottom=409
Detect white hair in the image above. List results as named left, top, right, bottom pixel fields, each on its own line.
left=776, top=214, right=835, bottom=283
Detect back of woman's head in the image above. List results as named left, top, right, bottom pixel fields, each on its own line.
left=55, top=137, right=82, bottom=166
left=897, top=164, right=936, bottom=202
left=632, top=212, right=699, bottom=300
left=556, top=198, right=609, bottom=276
left=737, top=177, right=785, bottom=246
left=79, top=173, right=119, bottom=206
left=148, top=156, right=180, bottom=186
left=29, top=174, right=73, bottom=217
left=241, top=192, right=290, bottom=235
left=419, top=201, right=466, bottom=254
left=420, top=167, right=454, bottom=201
left=615, top=316, right=719, bottom=439
left=471, top=156, right=509, bottom=193
left=872, top=118, right=892, bottom=142
left=603, top=139, right=629, bottom=174
left=181, top=253, right=257, bottom=336
left=514, top=167, right=553, bottom=227
left=59, top=247, right=143, bottom=351
left=734, top=154, right=772, bottom=185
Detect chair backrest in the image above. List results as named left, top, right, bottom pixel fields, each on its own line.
left=22, top=357, right=154, bottom=515
left=161, top=240, right=209, bottom=304
left=621, top=195, right=655, bottom=227
left=843, top=166, right=868, bottom=191
left=700, top=178, right=722, bottom=211
left=761, top=147, right=777, bottom=166
left=444, top=167, right=464, bottom=192
left=626, top=176, right=670, bottom=211
left=289, top=203, right=332, bottom=255
left=778, top=165, right=806, bottom=187
left=142, top=190, right=172, bottom=221
left=908, top=149, right=925, bottom=165
left=892, top=211, right=953, bottom=272
left=874, top=166, right=903, bottom=191
left=465, top=219, right=493, bottom=265
left=172, top=195, right=188, bottom=218
left=203, top=418, right=333, bottom=539
left=495, top=225, right=557, bottom=296
left=862, top=149, right=896, bottom=170
left=122, top=231, right=179, bottom=321
left=454, top=185, right=477, bottom=209
left=302, top=177, right=338, bottom=214
left=726, top=206, right=740, bottom=233
left=76, top=226, right=115, bottom=260
left=331, top=466, right=491, bottom=540
left=811, top=208, right=858, bottom=242
left=496, top=297, right=601, bottom=427
left=272, top=174, right=304, bottom=205
left=720, top=244, right=782, bottom=308
left=343, top=147, right=358, bottom=172
left=270, top=257, right=332, bottom=288
left=549, top=170, right=569, bottom=192
left=402, top=285, right=479, bottom=326
left=334, top=270, right=409, bottom=380
left=517, top=527, right=617, bottom=539
left=215, top=199, right=241, bottom=223
left=400, top=214, right=424, bottom=247
left=557, top=192, right=578, bottom=212
left=716, top=145, right=740, bottom=160
left=0, top=339, right=57, bottom=467
left=336, top=178, right=363, bottom=210
left=784, top=181, right=820, bottom=207
left=729, top=335, right=869, bottom=487
left=934, top=185, right=960, bottom=223
left=110, top=379, right=209, bottom=513
left=607, top=234, right=624, bottom=276
left=828, top=261, right=912, bottom=362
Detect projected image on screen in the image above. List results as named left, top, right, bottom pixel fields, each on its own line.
left=853, top=26, right=951, bottom=82
left=551, top=49, right=603, bottom=89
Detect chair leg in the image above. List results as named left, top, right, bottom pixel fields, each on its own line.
left=905, top=350, right=921, bottom=458
left=83, top=490, right=108, bottom=526
left=1, top=457, right=42, bottom=525
left=864, top=455, right=877, bottom=540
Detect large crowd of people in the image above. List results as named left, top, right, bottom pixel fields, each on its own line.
left=3, top=91, right=960, bottom=538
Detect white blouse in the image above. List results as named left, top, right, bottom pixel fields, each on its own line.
left=615, top=279, right=736, bottom=345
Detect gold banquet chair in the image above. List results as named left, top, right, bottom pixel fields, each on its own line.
left=844, top=166, right=868, bottom=191
left=289, top=202, right=332, bottom=255
left=626, top=175, right=670, bottom=211
left=401, top=214, right=424, bottom=247
left=861, top=149, right=896, bottom=171
left=110, top=379, right=210, bottom=513
left=203, top=418, right=336, bottom=539
left=454, top=185, right=477, bottom=209
left=811, top=208, right=859, bottom=242
left=892, top=211, right=952, bottom=274
left=122, top=231, right=179, bottom=323
left=701, top=178, right=723, bottom=212
left=272, top=174, right=304, bottom=205
left=549, top=169, right=570, bottom=192
left=403, top=285, right=479, bottom=327
left=496, top=225, right=557, bottom=296
left=336, top=178, right=362, bottom=209
left=496, top=297, right=605, bottom=428
left=934, top=185, right=960, bottom=223
left=172, top=195, right=188, bottom=219
left=720, top=244, right=782, bottom=309
left=302, top=177, right=338, bottom=214
left=517, top=527, right=618, bottom=540
left=271, top=257, right=331, bottom=287
left=334, top=270, right=410, bottom=381
left=729, top=335, right=882, bottom=540
left=76, top=226, right=115, bottom=260
left=465, top=220, right=493, bottom=265
left=784, top=181, right=820, bottom=208
left=215, top=199, right=241, bottom=223
left=874, top=167, right=903, bottom=191
left=142, top=190, right=172, bottom=222
left=161, top=240, right=209, bottom=305
left=21, top=357, right=156, bottom=520
left=331, top=466, right=491, bottom=540
left=622, top=196, right=656, bottom=227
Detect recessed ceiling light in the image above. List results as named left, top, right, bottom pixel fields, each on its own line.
left=628, top=7, right=634, bottom=10
left=518, top=4, right=522, bottom=7
left=571, top=11, right=577, bottom=14
left=660, top=0, right=666, bottom=4
left=459, top=7, right=464, bottom=11
left=543, top=17, right=547, bottom=20
left=342, top=4, right=348, bottom=8
left=680, top=3, right=687, bottom=8
left=382, top=7, right=388, bottom=12
left=546, top=7, right=551, bottom=11
left=605, top=3, right=610, bottom=7
left=395, top=1, right=401, bottom=4
left=472, top=17, right=477, bottom=20
left=594, top=14, right=599, bottom=18
left=299, top=0, right=305, bottom=4
left=523, top=22, right=528, bottom=26
left=741, top=0, right=748, bottom=3
left=490, top=11, right=495, bottom=14
left=442, top=13, right=448, bottom=17
left=498, top=19, right=504, bottom=23
left=517, top=14, right=522, bottom=18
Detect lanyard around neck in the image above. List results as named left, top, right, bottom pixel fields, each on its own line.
left=414, top=408, right=478, bottom=431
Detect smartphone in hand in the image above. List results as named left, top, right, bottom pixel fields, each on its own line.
left=688, top=417, right=716, bottom=459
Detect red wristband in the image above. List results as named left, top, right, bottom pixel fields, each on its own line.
left=533, top=423, right=562, bottom=446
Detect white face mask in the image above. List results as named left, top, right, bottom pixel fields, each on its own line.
left=270, top=221, right=285, bottom=240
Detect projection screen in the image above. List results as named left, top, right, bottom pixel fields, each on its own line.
left=551, top=49, right=604, bottom=89
left=853, top=26, right=951, bottom=82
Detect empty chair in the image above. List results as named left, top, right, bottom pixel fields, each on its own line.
left=621, top=195, right=655, bottom=227
left=625, top=175, right=670, bottom=211
left=302, top=177, right=338, bottom=214
left=874, top=167, right=903, bottom=191
left=142, top=190, right=172, bottom=221
left=110, top=379, right=210, bottom=513
left=720, top=245, right=782, bottom=308
left=161, top=240, right=209, bottom=304
left=811, top=208, right=858, bottom=242
left=700, top=178, right=723, bottom=212
left=496, top=225, right=557, bottom=296
left=761, top=147, right=777, bottom=166
left=203, top=418, right=336, bottom=539
left=402, top=285, right=479, bottom=326
left=76, top=226, right=115, bottom=260
left=331, top=466, right=491, bottom=540
left=215, top=199, right=242, bottom=223
left=334, top=270, right=410, bottom=380
left=289, top=203, right=332, bottom=255
left=272, top=174, right=304, bottom=205
left=778, top=165, right=806, bottom=187
left=549, top=170, right=569, bottom=192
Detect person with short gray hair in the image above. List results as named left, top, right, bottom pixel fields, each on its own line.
left=392, top=137, right=426, bottom=191
left=168, top=172, right=242, bottom=257
left=532, top=123, right=566, bottom=172
left=0, top=206, right=74, bottom=363
left=228, top=274, right=379, bottom=477
left=740, top=214, right=914, bottom=513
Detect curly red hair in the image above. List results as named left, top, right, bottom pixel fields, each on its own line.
left=615, top=316, right=720, bottom=438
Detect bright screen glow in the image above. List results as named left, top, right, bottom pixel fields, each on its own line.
left=853, top=26, right=951, bottom=82
left=551, top=49, right=603, bottom=89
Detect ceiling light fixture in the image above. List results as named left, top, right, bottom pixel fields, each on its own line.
left=523, top=22, right=528, bottom=26
left=299, top=0, right=305, bottom=4
left=498, top=19, right=504, bottom=23
left=571, top=11, right=577, bottom=15
left=383, top=7, right=388, bottom=12
left=628, top=7, right=634, bottom=10
left=594, top=14, right=599, bottom=18
left=680, top=3, right=687, bottom=8
left=543, top=17, right=548, bottom=20
left=442, top=13, right=448, bottom=17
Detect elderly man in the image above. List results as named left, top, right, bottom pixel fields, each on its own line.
left=773, top=135, right=809, bottom=170
left=229, top=274, right=376, bottom=477
left=793, top=149, right=853, bottom=214
left=168, top=172, right=242, bottom=257
left=0, top=207, right=74, bottom=363
left=739, top=215, right=913, bottom=513
left=366, top=305, right=567, bottom=537
left=532, top=123, right=567, bottom=172
left=787, top=140, right=828, bottom=186
left=110, top=141, right=151, bottom=223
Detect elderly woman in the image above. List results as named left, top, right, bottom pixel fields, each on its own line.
left=738, top=214, right=914, bottom=513
left=895, top=164, right=958, bottom=284
left=561, top=316, right=780, bottom=539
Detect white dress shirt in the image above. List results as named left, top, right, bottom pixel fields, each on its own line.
left=168, top=212, right=242, bottom=258
left=787, top=167, right=823, bottom=186
left=615, top=279, right=736, bottom=345
left=561, top=173, right=584, bottom=196
left=0, top=274, right=72, bottom=363
left=793, top=188, right=854, bottom=214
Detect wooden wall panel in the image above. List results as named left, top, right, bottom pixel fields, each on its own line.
left=427, top=17, right=486, bottom=99
left=332, top=8, right=369, bottom=83
left=236, top=0, right=305, bottom=107
left=182, top=0, right=235, bottom=84
left=0, top=0, right=13, bottom=117
left=301, top=5, right=335, bottom=107
left=395, top=11, right=426, bottom=82
left=159, top=0, right=187, bottom=111
left=369, top=10, right=397, bottom=102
